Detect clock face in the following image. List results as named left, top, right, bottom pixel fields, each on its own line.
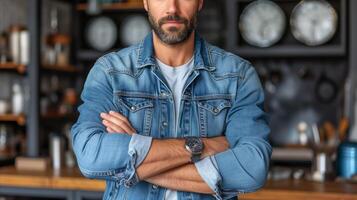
left=86, top=17, right=118, bottom=51
left=290, top=0, right=338, bottom=46
left=239, top=0, right=286, bottom=48
left=120, top=15, right=151, bottom=46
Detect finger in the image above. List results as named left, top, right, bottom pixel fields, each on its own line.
left=101, top=113, right=134, bottom=134
left=106, top=127, right=115, bottom=133
left=103, top=120, right=128, bottom=134
left=106, top=127, right=123, bottom=134
left=109, top=111, right=136, bottom=133
left=101, top=112, right=133, bottom=131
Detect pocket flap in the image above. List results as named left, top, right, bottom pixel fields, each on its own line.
left=198, top=99, right=232, bottom=115
left=119, top=97, right=154, bottom=112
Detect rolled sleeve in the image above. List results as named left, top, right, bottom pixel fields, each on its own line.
left=195, top=156, right=222, bottom=200
left=128, top=133, right=153, bottom=167
left=212, top=62, right=271, bottom=199
left=123, top=133, right=152, bottom=188
left=71, top=56, right=153, bottom=188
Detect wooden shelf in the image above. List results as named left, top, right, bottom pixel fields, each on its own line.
left=231, top=45, right=346, bottom=58
left=0, top=63, right=26, bottom=74
left=0, top=114, right=26, bottom=126
left=41, top=64, right=81, bottom=73
left=77, top=49, right=114, bottom=61
left=76, top=1, right=144, bottom=11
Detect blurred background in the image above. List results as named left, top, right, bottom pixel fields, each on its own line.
left=0, top=0, right=357, bottom=199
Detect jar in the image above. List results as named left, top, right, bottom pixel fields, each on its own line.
left=337, top=142, right=357, bottom=178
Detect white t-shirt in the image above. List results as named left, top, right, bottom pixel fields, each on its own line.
left=156, top=56, right=194, bottom=200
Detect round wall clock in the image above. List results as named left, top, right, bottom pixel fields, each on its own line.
left=120, top=15, right=151, bottom=46
left=290, top=0, right=338, bottom=46
left=239, top=0, right=286, bottom=48
left=86, top=16, right=118, bottom=51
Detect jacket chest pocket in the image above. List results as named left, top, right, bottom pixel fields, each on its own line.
left=118, top=96, right=154, bottom=136
left=197, top=99, right=231, bottom=137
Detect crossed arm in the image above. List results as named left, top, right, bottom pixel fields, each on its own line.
left=101, top=111, right=229, bottom=194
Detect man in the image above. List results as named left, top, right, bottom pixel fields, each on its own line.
left=71, top=0, right=271, bottom=199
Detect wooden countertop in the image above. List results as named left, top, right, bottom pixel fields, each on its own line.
left=1, top=165, right=357, bottom=200
left=0, top=166, right=105, bottom=191
left=241, top=179, right=357, bottom=200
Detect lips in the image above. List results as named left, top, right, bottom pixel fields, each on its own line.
left=165, top=20, right=183, bottom=24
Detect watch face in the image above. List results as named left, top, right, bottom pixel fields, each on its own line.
left=86, top=16, right=118, bottom=51
left=239, top=0, right=286, bottom=48
left=290, top=0, right=338, bottom=46
left=120, top=15, right=151, bottom=46
left=186, top=137, right=203, bottom=154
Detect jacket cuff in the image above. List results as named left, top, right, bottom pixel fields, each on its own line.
left=195, top=156, right=223, bottom=200
left=121, top=133, right=152, bottom=188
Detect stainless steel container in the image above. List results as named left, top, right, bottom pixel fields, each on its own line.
left=49, top=132, right=65, bottom=171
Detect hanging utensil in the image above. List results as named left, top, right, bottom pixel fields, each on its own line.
left=315, top=71, right=338, bottom=104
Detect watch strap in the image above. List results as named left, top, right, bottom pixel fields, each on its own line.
left=191, top=154, right=201, bottom=163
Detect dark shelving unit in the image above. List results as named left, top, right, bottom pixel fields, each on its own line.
left=223, top=0, right=356, bottom=160
left=225, top=0, right=347, bottom=58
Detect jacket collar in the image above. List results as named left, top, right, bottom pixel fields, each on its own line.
left=136, top=31, right=215, bottom=71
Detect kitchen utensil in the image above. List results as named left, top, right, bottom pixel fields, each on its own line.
left=315, top=71, right=338, bottom=104
left=323, top=121, right=336, bottom=144
left=338, top=117, right=349, bottom=141
left=310, top=150, right=334, bottom=182
left=312, top=123, right=321, bottom=145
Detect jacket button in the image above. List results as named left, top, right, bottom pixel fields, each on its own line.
left=130, top=106, right=136, bottom=111
left=213, top=108, right=219, bottom=113
left=162, top=122, right=168, bottom=127
left=152, top=184, right=158, bottom=189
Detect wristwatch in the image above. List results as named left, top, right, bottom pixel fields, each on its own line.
left=185, top=137, right=204, bottom=163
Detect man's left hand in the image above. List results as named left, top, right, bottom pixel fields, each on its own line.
left=100, top=111, right=136, bottom=135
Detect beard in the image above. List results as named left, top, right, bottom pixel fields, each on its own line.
left=148, top=11, right=197, bottom=45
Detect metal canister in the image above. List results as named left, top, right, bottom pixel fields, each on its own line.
left=49, top=132, right=65, bottom=171
left=337, top=142, right=357, bottom=178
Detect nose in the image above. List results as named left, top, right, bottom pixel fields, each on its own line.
left=167, top=0, right=178, bottom=15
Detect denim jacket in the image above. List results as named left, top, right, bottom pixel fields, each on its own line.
left=71, top=32, right=272, bottom=200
